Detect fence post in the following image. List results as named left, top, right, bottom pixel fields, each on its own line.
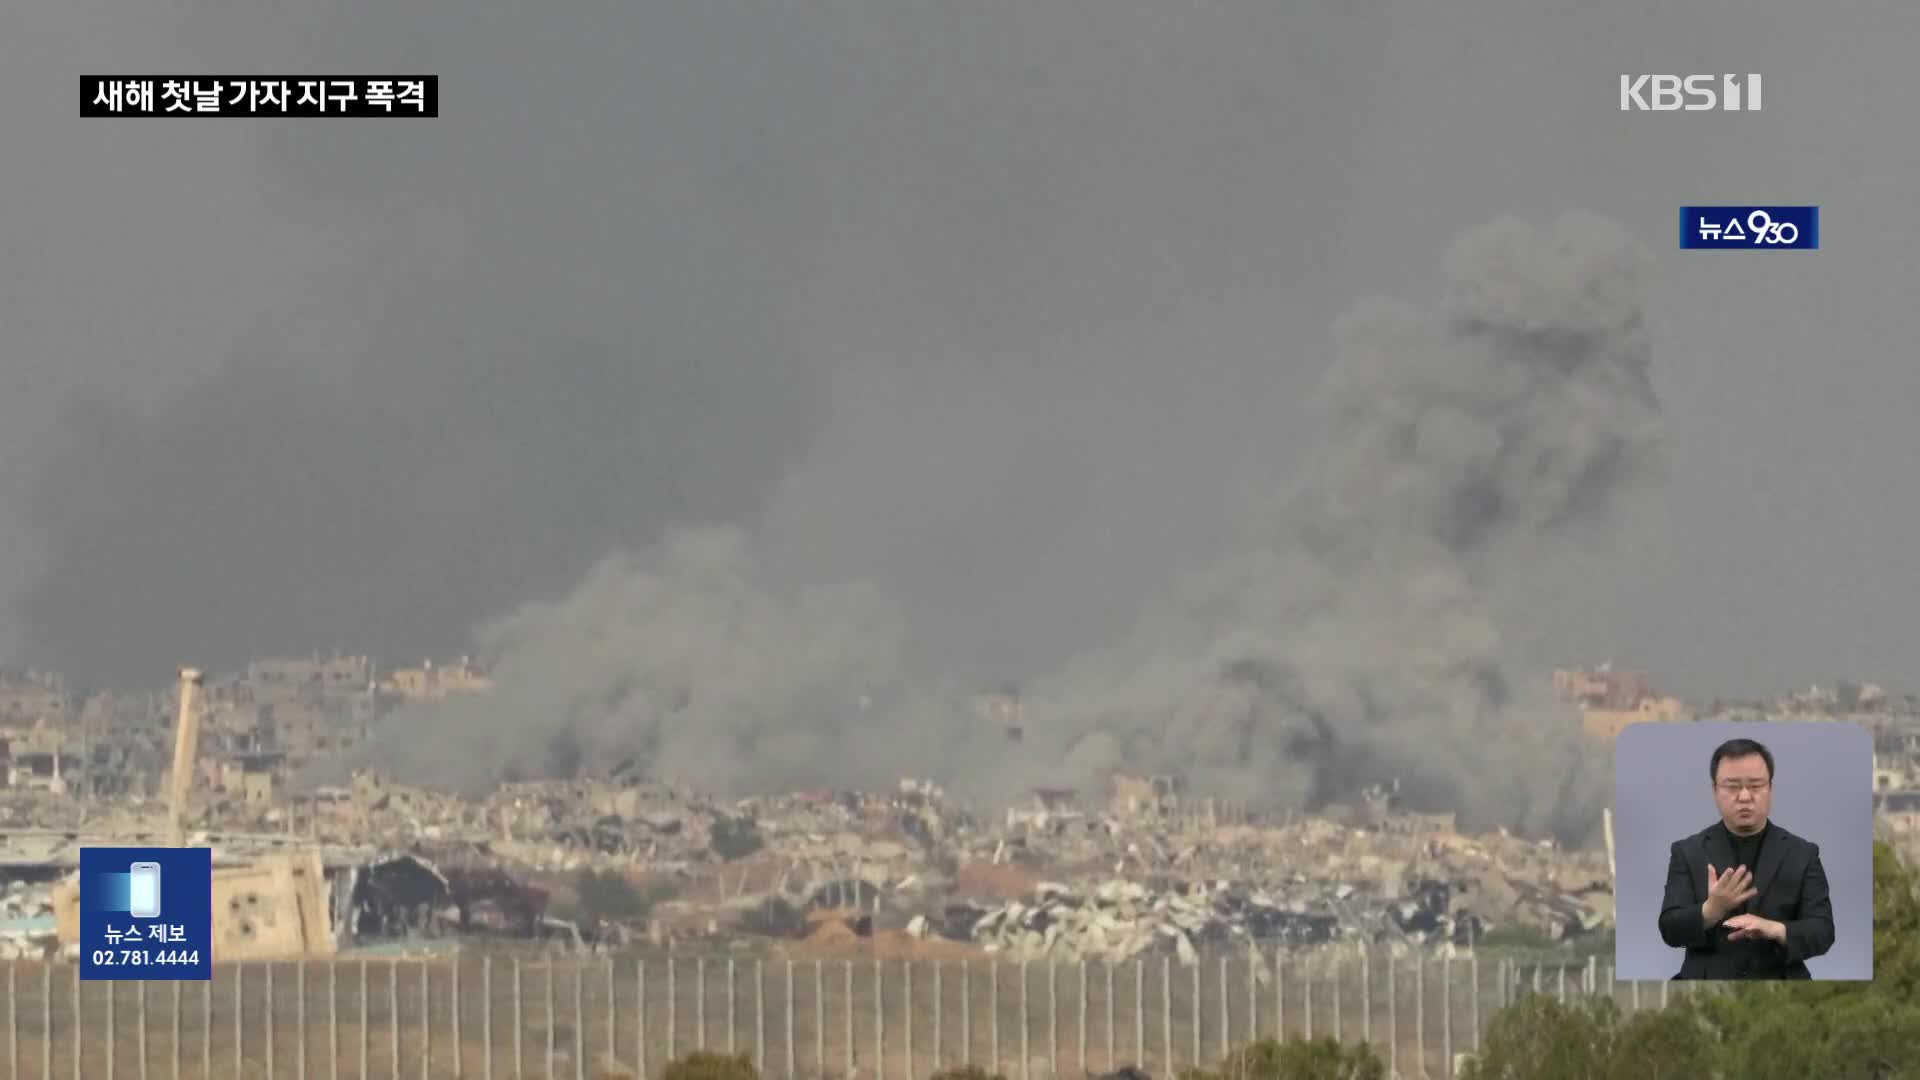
left=753, top=960, right=764, bottom=1076
left=608, top=958, right=616, bottom=1073
left=813, top=961, right=824, bottom=1079
left=574, top=965, right=585, bottom=1080
left=138, top=978, right=149, bottom=1080
left=483, top=957, right=493, bottom=1080
left=361, top=961, right=370, bottom=1080
left=1078, top=961, right=1088, bottom=1075
left=296, top=962, right=306, bottom=1080
left=41, top=965, right=50, bottom=1080
left=1443, top=956, right=1453, bottom=1078
left=1415, top=953, right=1425, bottom=1080
left=635, top=958, right=646, bottom=1080
left=666, top=957, right=676, bottom=1064
left=697, top=958, right=707, bottom=1052
left=513, top=959, right=524, bottom=1079
left=1190, top=959, right=1200, bottom=1067
left=1048, top=961, right=1059, bottom=1079
left=234, top=965, right=243, bottom=1080
left=545, top=962, right=555, bottom=1080
left=727, top=958, right=737, bottom=1056
left=784, top=960, right=795, bottom=1080
left=874, top=959, right=885, bottom=1080
left=426, top=962, right=435, bottom=1080
left=1660, top=981, right=1669, bottom=1009
left=1160, top=957, right=1171, bottom=1075
left=1557, top=964, right=1566, bottom=1004
left=989, top=963, right=999, bottom=1074
left=391, top=962, right=402, bottom=1080
left=1386, top=955, right=1396, bottom=1080
left=1332, top=951, right=1342, bottom=1043
left=1105, top=962, right=1116, bottom=1071
left=843, top=961, right=854, bottom=1080
left=1246, top=949, right=1258, bottom=1043
left=105, top=976, right=115, bottom=1080
left=1362, top=947, right=1372, bottom=1045
left=452, top=959, right=465, bottom=1080
left=1217, top=957, right=1228, bottom=1060
left=1133, top=960, right=1144, bottom=1071
left=266, top=965, right=275, bottom=1080
left=904, top=961, right=913, bottom=1079
left=1274, top=951, right=1283, bottom=1040
left=933, top=962, right=943, bottom=1072
left=1302, top=952, right=1312, bottom=1041
left=1469, top=952, right=1479, bottom=1053
left=960, top=960, right=975, bottom=1060
left=1019, top=960, right=1030, bottom=1080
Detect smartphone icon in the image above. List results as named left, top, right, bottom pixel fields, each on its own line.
left=128, top=862, right=162, bottom=919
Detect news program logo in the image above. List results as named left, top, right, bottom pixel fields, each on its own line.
left=1680, top=206, right=1819, bottom=251
left=1620, top=74, right=1762, bottom=111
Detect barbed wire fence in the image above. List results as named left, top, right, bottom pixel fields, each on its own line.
left=1, top=947, right=1692, bottom=1080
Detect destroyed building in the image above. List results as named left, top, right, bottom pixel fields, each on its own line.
left=379, top=656, right=492, bottom=701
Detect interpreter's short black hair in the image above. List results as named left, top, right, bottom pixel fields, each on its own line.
left=1710, top=738, right=1775, bottom=783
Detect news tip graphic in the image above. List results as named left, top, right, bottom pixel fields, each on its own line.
left=1680, top=206, right=1820, bottom=251
left=81, top=77, right=437, bottom=117
left=79, top=847, right=212, bottom=981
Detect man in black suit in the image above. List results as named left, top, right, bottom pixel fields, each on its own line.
left=1657, top=737, right=1835, bottom=979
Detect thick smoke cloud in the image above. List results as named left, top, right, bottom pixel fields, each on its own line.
left=343, top=211, right=1653, bottom=842
left=321, top=530, right=907, bottom=799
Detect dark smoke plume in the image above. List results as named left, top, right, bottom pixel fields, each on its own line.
left=328, top=211, right=1654, bottom=841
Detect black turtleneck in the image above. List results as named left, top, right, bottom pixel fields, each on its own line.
left=1721, top=819, right=1769, bottom=906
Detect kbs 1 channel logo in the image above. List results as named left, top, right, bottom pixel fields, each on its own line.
left=1620, top=74, right=1762, bottom=111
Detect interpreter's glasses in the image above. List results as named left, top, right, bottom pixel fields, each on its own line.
left=1717, top=781, right=1769, bottom=798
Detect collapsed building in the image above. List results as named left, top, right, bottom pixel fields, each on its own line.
left=0, top=659, right=1646, bottom=966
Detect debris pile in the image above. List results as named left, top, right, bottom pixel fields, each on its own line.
left=0, top=881, right=58, bottom=959
left=925, top=868, right=1607, bottom=963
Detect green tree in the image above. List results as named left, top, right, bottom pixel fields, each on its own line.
left=930, top=1067, right=1008, bottom=1080
left=1461, top=841, right=1920, bottom=1079
left=1459, top=993, right=1712, bottom=1080
left=1178, top=1036, right=1385, bottom=1080
left=1678, top=840, right=1920, bottom=1079
left=573, top=869, right=673, bottom=925
left=709, top=814, right=765, bottom=861
left=661, top=1051, right=758, bottom=1080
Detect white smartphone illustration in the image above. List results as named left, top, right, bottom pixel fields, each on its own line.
left=128, top=862, right=162, bottom=919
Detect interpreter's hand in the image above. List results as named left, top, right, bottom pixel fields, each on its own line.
left=1704, top=863, right=1758, bottom=924
left=1722, top=914, right=1787, bottom=945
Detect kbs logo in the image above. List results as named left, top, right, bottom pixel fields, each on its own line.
left=1619, top=74, right=1762, bottom=111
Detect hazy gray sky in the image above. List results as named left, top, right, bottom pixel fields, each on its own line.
left=7, top=0, right=1919, bottom=705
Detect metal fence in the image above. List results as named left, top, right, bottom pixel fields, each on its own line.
left=0, top=949, right=1688, bottom=1080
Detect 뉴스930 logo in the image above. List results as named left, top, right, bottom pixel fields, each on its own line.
left=1620, top=74, right=1762, bottom=111
left=1699, top=208, right=1798, bottom=245
left=1680, top=206, right=1818, bottom=251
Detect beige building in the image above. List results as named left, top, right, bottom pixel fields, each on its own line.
left=1582, top=695, right=1689, bottom=740
left=1554, top=665, right=1654, bottom=710
left=380, top=656, right=491, bottom=701
left=0, top=670, right=67, bottom=727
